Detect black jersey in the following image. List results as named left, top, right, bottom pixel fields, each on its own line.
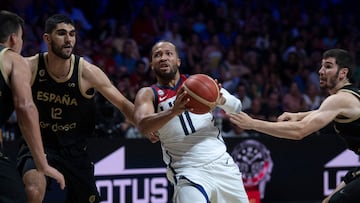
left=32, top=53, right=95, bottom=148
left=334, top=84, right=360, bottom=154
left=0, top=46, right=14, bottom=127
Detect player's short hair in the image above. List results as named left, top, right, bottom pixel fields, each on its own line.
left=0, top=10, right=24, bottom=43
left=45, top=14, right=75, bottom=34
left=323, top=48, right=354, bottom=79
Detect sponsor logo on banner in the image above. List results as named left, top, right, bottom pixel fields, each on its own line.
left=94, top=147, right=169, bottom=203
left=323, top=149, right=360, bottom=196
left=231, top=139, right=273, bottom=199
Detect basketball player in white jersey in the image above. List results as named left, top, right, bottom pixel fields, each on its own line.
left=134, top=41, right=249, bottom=203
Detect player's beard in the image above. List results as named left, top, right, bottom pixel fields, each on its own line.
left=50, top=41, right=72, bottom=59
left=321, top=70, right=339, bottom=90
left=154, top=66, right=177, bottom=81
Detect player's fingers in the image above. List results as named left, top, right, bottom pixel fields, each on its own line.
left=57, top=175, right=66, bottom=190
left=46, top=168, right=66, bottom=190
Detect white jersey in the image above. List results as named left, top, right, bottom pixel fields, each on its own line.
left=151, top=75, right=248, bottom=203
left=151, top=74, right=242, bottom=170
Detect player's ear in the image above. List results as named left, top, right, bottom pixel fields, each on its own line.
left=177, top=58, right=181, bottom=67
left=43, top=33, right=50, bottom=43
left=340, top=67, right=349, bottom=79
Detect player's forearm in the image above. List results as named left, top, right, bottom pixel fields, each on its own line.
left=137, top=109, right=178, bottom=135
left=250, top=119, right=308, bottom=140
left=119, top=99, right=136, bottom=125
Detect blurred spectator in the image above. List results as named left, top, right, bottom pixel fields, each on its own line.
left=217, top=21, right=237, bottom=50
left=282, top=81, right=307, bottom=113
left=303, top=82, right=324, bottom=110
left=162, top=20, right=186, bottom=59
left=92, top=41, right=116, bottom=79
left=111, top=22, right=131, bottom=54
left=131, top=4, right=159, bottom=55
left=114, top=39, right=140, bottom=75
left=282, top=36, right=308, bottom=62
left=192, top=12, right=208, bottom=41
left=185, top=32, right=204, bottom=73
left=219, top=48, right=250, bottom=93
left=322, top=27, right=337, bottom=49
left=244, top=97, right=266, bottom=120
left=129, top=59, right=149, bottom=88
left=202, top=34, right=224, bottom=77
left=263, top=91, right=283, bottom=122
left=234, top=82, right=252, bottom=111
left=60, top=0, right=92, bottom=32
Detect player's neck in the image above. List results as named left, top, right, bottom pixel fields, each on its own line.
left=157, top=72, right=180, bottom=87
left=45, top=53, right=72, bottom=79
left=330, top=80, right=351, bottom=94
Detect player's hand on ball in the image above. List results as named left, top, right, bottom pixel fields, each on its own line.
left=173, top=87, right=191, bottom=114
left=214, top=79, right=225, bottom=105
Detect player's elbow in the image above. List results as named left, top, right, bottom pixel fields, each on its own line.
left=137, top=125, right=149, bottom=136
left=291, top=125, right=311, bottom=140
left=135, top=120, right=152, bottom=136
left=291, top=133, right=307, bottom=140
left=14, top=100, right=37, bottom=117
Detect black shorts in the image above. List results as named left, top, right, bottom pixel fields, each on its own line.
left=17, top=143, right=100, bottom=203
left=329, top=167, right=360, bottom=203
left=0, top=152, right=27, bottom=203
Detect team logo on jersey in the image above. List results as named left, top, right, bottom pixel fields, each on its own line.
left=39, top=69, right=45, bottom=77
left=157, top=89, right=165, bottom=97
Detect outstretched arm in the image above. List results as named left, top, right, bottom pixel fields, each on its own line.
left=82, top=61, right=135, bottom=124
left=11, top=53, right=65, bottom=189
left=228, top=94, right=346, bottom=140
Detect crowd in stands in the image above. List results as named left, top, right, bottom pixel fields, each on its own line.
left=3, top=0, right=360, bottom=138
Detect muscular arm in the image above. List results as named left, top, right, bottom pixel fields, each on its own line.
left=133, top=87, right=188, bottom=136
left=82, top=61, right=135, bottom=124
left=10, top=52, right=65, bottom=189
left=228, top=94, right=351, bottom=140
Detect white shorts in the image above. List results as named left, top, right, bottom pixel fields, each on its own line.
left=168, top=153, right=249, bottom=203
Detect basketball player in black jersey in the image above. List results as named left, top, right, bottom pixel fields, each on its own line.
left=0, top=10, right=65, bottom=203
left=229, top=48, right=360, bottom=202
left=16, top=14, right=135, bottom=203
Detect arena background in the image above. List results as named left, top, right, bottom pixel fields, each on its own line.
left=2, top=0, right=360, bottom=202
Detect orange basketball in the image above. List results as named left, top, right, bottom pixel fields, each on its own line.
left=182, top=74, right=220, bottom=114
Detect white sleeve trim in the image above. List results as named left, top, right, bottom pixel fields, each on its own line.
left=217, top=88, right=242, bottom=113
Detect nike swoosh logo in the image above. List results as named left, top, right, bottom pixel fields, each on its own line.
left=159, top=96, right=166, bottom=101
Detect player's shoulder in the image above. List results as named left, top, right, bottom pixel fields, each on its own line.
left=324, top=90, right=358, bottom=109
left=137, top=86, right=154, bottom=96
left=134, top=86, right=154, bottom=104
left=79, top=57, right=102, bottom=77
